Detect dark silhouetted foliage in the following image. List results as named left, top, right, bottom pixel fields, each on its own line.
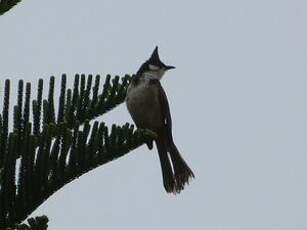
left=0, top=0, right=23, bottom=15
left=0, top=74, right=156, bottom=229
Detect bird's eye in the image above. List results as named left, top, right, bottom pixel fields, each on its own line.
left=149, top=64, right=159, bottom=71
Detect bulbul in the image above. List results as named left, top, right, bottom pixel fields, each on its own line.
left=126, top=46, right=194, bottom=194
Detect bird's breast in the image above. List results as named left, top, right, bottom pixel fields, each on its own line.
left=126, top=81, right=163, bottom=131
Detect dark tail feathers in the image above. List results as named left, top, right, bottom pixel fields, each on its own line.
left=156, top=135, right=194, bottom=194
left=168, top=142, right=194, bottom=193
left=156, top=137, right=176, bottom=193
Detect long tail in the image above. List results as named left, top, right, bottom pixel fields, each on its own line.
left=168, top=140, right=195, bottom=193
left=156, top=137, right=176, bottom=193
left=156, top=133, right=194, bottom=194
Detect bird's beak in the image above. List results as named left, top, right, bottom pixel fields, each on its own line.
left=165, top=65, right=175, bottom=70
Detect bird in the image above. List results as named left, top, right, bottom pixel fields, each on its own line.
left=126, top=46, right=194, bottom=194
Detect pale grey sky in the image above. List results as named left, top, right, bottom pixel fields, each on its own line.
left=1, top=0, right=307, bottom=229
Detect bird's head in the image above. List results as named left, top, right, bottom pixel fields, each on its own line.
left=137, top=46, right=175, bottom=80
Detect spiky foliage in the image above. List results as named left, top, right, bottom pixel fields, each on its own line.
left=0, top=74, right=156, bottom=229
left=0, top=74, right=131, bottom=168
left=0, top=0, right=23, bottom=15
left=6, top=215, right=48, bottom=230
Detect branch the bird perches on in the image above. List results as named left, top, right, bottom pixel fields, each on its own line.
left=0, top=74, right=156, bottom=229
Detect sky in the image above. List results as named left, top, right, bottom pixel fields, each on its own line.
left=0, top=0, right=307, bottom=229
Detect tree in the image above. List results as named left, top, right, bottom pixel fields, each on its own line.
left=0, top=74, right=156, bottom=229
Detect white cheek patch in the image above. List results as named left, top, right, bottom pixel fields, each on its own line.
left=149, top=64, right=160, bottom=71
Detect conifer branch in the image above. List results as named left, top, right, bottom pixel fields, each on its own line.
left=0, top=0, right=23, bottom=15
left=6, top=215, right=49, bottom=230
left=1, top=121, right=154, bottom=228
left=0, top=74, right=132, bottom=168
left=0, top=74, right=156, bottom=229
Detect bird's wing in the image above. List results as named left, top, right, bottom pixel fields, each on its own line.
left=149, top=79, right=173, bottom=140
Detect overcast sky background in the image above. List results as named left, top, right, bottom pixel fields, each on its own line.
left=0, top=0, right=307, bottom=229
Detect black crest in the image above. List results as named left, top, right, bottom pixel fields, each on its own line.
left=137, top=46, right=163, bottom=75
left=136, top=46, right=175, bottom=76
left=148, top=46, right=164, bottom=66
